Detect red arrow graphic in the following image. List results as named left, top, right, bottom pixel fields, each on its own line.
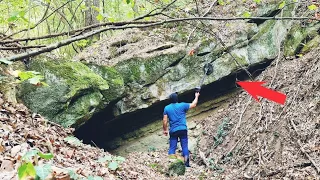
left=236, top=81, right=286, bottom=105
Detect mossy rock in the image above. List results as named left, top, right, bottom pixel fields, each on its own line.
left=18, top=58, right=111, bottom=128
left=114, top=51, right=185, bottom=85
left=168, top=160, right=186, bottom=176
left=284, top=23, right=320, bottom=56
left=86, top=64, right=125, bottom=103
left=301, top=35, right=320, bottom=54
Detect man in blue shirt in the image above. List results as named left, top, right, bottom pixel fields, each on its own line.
left=163, top=92, right=200, bottom=167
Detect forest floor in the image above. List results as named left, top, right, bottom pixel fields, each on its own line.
left=1, top=48, right=320, bottom=179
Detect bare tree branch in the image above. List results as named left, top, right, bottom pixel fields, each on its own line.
left=69, top=0, right=85, bottom=25
left=186, top=0, right=218, bottom=46
left=2, top=15, right=317, bottom=44
left=0, top=45, right=45, bottom=50
left=133, top=0, right=177, bottom=21
left=1, top=0, right=75, bottom=41
left=0, top=21, right=157, bottom=44
left=2, top=15, right=319, bottom=62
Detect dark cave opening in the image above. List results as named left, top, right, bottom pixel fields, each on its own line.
left=74, top=59, right=273, bottom=151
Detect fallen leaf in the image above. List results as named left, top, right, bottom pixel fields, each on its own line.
left=0, top=160, right=14, bottom=172
left=0, top=144, right=4, bottom=153
left=65, top=149, right=75, bottom=158
left=55, top=174, right=71, bottom=180
left=189, top=49, right=195, bottom=56
left=311, top=146, right=320, bottom=151
left=10, top=145, right=21, bottom=157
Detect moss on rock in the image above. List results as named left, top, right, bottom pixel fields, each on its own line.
left=284, top=23, right=320, bottom=56
left=301, top=35, right=320, bottom=54
left=115, top=52, right=185, bottom=85
left=168, top=160, right=186, bottom=176
left=19, top=58, right=110, bottom=128
left=86, top=64, right=125, bottom=103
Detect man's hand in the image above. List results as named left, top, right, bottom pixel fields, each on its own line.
left=163, top=130, right=168, bottom=136
left=195, top=92, right=200, bottom=97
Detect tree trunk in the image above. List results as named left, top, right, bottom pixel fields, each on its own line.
left=84, top=0, right=100, bottom=29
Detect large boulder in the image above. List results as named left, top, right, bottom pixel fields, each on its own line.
left=18, top=59, right=124, bottom=128
left=76, top=0, right=306, bottom=117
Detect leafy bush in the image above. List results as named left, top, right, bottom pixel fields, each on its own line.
left=208, top=158, right=224, bottom=173
left=168, top=160, right=185, bottom=176
left=11, top=70, right=48, bottom=86
left=64, top=136, right=82, bottom=146
left=18, top=149, right=54, bottom=180
left=97, top=155, right=126, bottom=171
left=213, top=118, right=230, bottom=148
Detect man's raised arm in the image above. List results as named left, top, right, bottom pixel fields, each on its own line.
left=189, top=92, right=200, bottom=109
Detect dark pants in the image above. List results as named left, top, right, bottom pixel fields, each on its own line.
left=168, top=130, right=189, bottom=157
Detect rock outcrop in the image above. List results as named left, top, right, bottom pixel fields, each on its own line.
left=18, top=59, right=124, bottom=127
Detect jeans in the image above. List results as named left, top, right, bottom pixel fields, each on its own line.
left=168, top=130, right=189, bottom=157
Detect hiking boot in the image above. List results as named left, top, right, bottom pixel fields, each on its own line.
left=184, top=156, right=190, bottom=167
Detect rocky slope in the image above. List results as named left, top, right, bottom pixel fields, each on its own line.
left=0, top=93, right=117, bottom=179
left=194, top=47, right=320, bottom=179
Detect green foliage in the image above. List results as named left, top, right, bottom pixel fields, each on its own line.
left=87, top=176, right=104, bottom=180
left=114, top=156, right=125, bottom=163
left=97, top=155, right=125, bottom=171
left=18, top=149, right=54, bottom=180
left=97, top=155, right=112, bottom=163
left=64, top=136, right=82, bottom=146
left=168, top=160, right=185, bottom=176
left=148, top=146, right=157, bottom=152
left=242, top=11, right=251, bottom=18
left=22, top=149, right=39, bottom=161
left=0, top=0, right=177, bottom=58
left=308, top=4, right=318, bottom=11
left=253, top=0, right=261, bottom=4
left=279, top=1, right=286, bottom=9
left=208, top=158, right=224, bottom=173
left=213, top=118, right=230, bottom=148
left=149, top=163, right=159, bottom=169
left=17, top=71, right=47, bottom=86
left=22, top=149, right=54, bottom=161
left=149, top=163, right=164, bottom=173
left=68, top=169, right=79, bottom=179
left=221, top=152, right=233, bottom=163
left=35, top=164, right=52, bottom=180
left=76, top=39, right=89, bottom=48
left=218, top=0, right=225, bottom=5
left=18, top=162, right=36, bottom=180
left=7, top=10, right=28, bottom=23
left=108, top=161, right=119, bottom=171
left=38, top=152, right=54, bottom=160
